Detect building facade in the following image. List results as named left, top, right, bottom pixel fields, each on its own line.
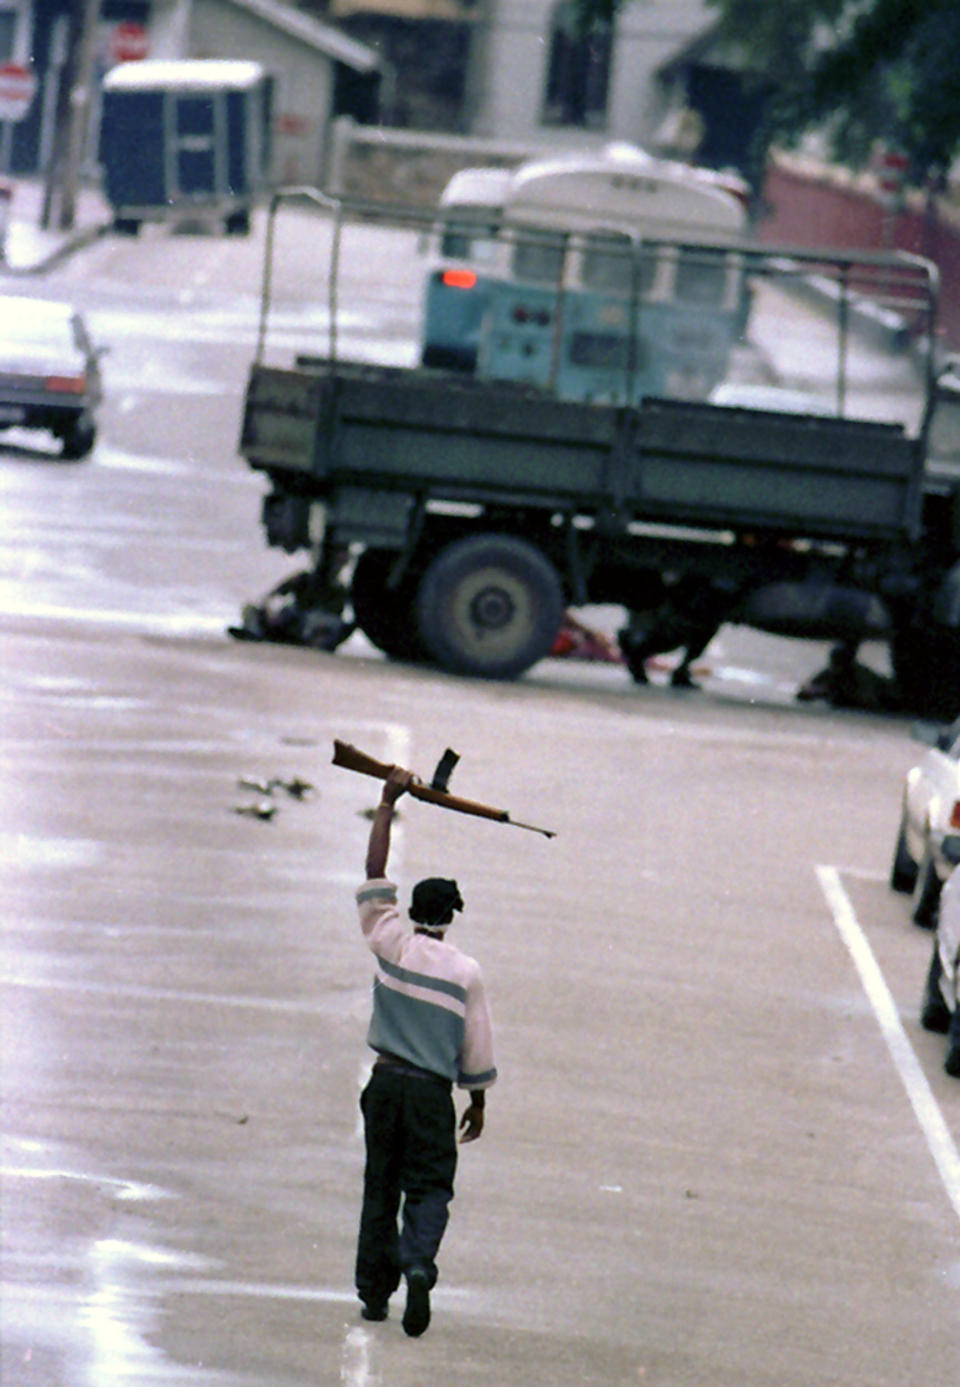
left=151, top=0, right=381, bottom=182
left=465, top=0, right=716, bottom=156
left=7, top=0, right=380, bottom=183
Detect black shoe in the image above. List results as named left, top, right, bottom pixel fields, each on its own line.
left=617, top=632, right=649, bottom=685
left=671, top=666, right=698, bottom=689
left=402, top=1268, right=431, bottom=1337
left=945, top=1042, right=960, bottom=1079
left=360, top=1301, right=388, bottom=1322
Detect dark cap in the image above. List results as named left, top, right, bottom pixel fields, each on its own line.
left=410, top=877, right=464, bottom=927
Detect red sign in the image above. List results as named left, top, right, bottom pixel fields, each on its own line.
left=0, top=62, right=37, bottom=123
left=111, top=21, right=149, bottom=65
left=874, top=144, right=909, bottom=195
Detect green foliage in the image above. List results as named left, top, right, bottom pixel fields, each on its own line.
left=571, top=0, right=960, bottom=177
left=715, top=0, right=960, bottom=177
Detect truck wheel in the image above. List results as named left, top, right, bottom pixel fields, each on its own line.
left=351, top=548, right=429, bottom=662
left=416, top=533, right=564, bottom=679
left=920, top=944, right=951, bottom=1033
left=911, top=845, right=942, bottom=928
left=890, top=812, right=917, bottom=893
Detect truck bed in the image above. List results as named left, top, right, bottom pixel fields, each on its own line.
left=240, top=359, right=922, bottom=545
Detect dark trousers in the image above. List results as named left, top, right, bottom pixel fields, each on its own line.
left=355, top=1064, right=458, bottom=1307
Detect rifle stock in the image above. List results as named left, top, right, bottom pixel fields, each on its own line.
left=332, top=740, right=555, bottom=837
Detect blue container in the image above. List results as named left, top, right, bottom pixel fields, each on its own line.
left=99, top=59, right=272, bottom=235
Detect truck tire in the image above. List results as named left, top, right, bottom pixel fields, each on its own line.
left=416, top=533, right=564, bottom=679
left=351, top=548, right=429, bottom=662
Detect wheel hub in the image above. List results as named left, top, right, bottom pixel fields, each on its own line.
left=469, top=584, right=516, bottom=631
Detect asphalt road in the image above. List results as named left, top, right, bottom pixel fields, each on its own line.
left=3, top=624, right=960, bottom=1386
left=1, top=212, right=958, bottom=1386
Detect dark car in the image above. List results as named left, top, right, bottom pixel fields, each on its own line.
left=0, top=295, right=103, bottom=459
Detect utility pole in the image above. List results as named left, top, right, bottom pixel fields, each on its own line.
left=57, top=0, right=100, bottom=230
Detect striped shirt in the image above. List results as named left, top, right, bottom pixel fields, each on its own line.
left=356, top=878, right=497, bottom=1090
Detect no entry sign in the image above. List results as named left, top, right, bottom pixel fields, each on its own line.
left=0, top=62, right=37, bottom=123
left=111, top=22, right=149, bottom=65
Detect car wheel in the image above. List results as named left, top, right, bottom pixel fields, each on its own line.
left=60, top=418, right=95, bottom=461
left=945, top=1010, right=960, bottom=1078
left=911, top=846, right=942, bottom=928
left=416, top=533, right=564, bottom=679
left=114, top=217, right=140, bottom=236
left=889, top=814, right=917, bottom=893
left=350, top=548, right=429, bottom=662
left=225, top=210, right=251, bottom=236
left=920, top=944, right=951, bottom=1033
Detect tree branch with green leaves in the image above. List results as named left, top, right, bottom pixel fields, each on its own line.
left=571, top=0, right=960, bottom=179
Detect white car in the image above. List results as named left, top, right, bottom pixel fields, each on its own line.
left=890, top=716, right=960, bottom=925
left=0, top=294, right=103, bottom=459
left=920, top=849, right=960, bottom=1077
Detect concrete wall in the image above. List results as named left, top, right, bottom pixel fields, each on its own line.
left=325, top=117, right=543, bottom=204
left=759, top=156, right=960, bottom=353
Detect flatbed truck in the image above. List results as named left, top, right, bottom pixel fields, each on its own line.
left=237, top=192, right=960, bottom=714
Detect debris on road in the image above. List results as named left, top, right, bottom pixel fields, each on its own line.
left=233, top=801, right=278, bottom=821
left=237, top=775, right=317, bottom=799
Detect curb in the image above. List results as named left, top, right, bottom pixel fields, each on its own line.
left=1, top=221, right=112, bottom=276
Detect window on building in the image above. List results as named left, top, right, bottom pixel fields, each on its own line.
left=542, top=1, right=612, bottom=129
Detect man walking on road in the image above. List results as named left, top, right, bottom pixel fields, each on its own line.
left=354, top=766, right=497, bottom=1336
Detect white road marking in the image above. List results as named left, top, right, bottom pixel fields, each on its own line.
left=341, top=1327, right=380, bottom=1387
left=816, top=864, right=960, bottom=1227
left=0, top=1166, right=171, bottom=1203
left=832, top=866, right=888, bottom=884
left=0, top=598, right=228, bottom=635
left=0, top=975, right=354, bottom=1015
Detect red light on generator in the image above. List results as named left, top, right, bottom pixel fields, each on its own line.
left=441, top=269, right=478, bottom=290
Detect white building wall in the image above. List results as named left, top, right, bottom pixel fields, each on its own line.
left=190, top=1, right=336, bottom=183
left=470, top=0, right=714, bottom=152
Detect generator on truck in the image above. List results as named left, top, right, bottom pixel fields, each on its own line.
left=419, top=143, right=749, bottom=383
left=237, top=189, right=960, bottom=715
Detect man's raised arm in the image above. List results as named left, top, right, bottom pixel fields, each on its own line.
left=365, top=766, right=414, bottom=880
